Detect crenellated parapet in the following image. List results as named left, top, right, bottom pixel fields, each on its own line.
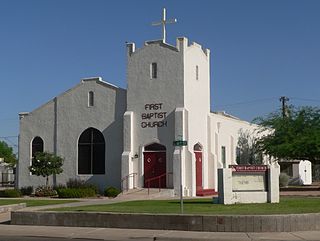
left=126, top=37, right=210, bottom=59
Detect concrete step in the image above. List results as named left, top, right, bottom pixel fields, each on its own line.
left=196, top=189, right=217, bottom=196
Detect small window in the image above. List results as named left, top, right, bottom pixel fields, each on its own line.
left=151, top=63, right=157, bottom=79
left=196, top=65, right=199, bottom=80
left=88, top=91, right=94, bottom=107
left=221, top=146, right=226, bottom=168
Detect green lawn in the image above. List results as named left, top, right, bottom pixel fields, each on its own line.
left=0, top=199, right=78, bottom=207
left=50, top=197, right=320, bottom=215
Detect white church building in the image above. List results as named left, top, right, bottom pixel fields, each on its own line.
left=17, top=10, right=261, bottom=197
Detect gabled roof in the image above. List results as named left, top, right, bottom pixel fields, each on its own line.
left=19, top=77, right=125, bottom=119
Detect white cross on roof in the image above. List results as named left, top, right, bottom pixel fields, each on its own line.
left=151, top=8, right=177, bottom=43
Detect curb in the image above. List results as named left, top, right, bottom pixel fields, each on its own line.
left=0, top=203, right=26, bottom=213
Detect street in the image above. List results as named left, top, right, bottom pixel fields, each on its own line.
left=1, top=224, right=320, bottom=241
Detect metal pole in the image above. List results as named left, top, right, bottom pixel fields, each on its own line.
left=180, top=145, right=183, bottom=214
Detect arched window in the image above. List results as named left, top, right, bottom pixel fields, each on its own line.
left=88, top=91, right=94, bottom=107
left=78, top=128, right=105, bottom=175
left=31, top=136, right=44, bottom=157
left=194, top=143, right=203, bottom=151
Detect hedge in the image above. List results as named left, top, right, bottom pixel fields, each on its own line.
left=0, top=189, right=22, bottom=198
left=56, top=188, right=96, bottom=198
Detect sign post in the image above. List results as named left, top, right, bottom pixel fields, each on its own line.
left=173, top=138, right=187, bottom=214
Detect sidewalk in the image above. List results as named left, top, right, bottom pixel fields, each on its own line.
left=0, top=224, right=320, bottom=240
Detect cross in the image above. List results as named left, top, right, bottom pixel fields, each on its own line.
left=151, top=8, right=177, bottom=43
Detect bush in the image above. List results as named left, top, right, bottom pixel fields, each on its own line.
left=104, top=186, right=121, bottom=198
left=56, top=188, right=96, bottom=198
left=85, top=183, right=99, bottom=194
left=279, top=172, right=290, bottom=187
left=35, top=186, right=57, bottom=197
left=0, top=189, right=22, bottom=198
left=66, top=178, right=86, bottom=188
left=66, top=178, right=98, bottom=194
left=20, top=186, right=33, bottom=196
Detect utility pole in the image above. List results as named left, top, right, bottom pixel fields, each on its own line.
left=279, top=96, right=289, bottom=118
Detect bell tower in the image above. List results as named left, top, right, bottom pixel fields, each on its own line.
left=121, top=9, right=211, bottom=197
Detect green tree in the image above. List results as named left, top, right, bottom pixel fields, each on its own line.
left=29, top=152, right=64, bottom=186
left=236, top=130, right=263, bottom=164
left=0, top=141, right=17, bottom=167
left=255, top=106, right=320, bottom=164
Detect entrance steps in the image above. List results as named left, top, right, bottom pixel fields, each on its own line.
left=196, top=189, right=217, bottom=196
left=119, top=188, right=175, bottom=200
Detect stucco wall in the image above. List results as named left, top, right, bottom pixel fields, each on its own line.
left=124, top=40, right=184, bottom=188
left=209, top=112, right=260, bottom=190
left=18, top=78, right=126, bottom=191
left=184, top=39, right=211, bottom=194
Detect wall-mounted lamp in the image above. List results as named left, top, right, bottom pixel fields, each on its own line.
left=131, top=153, right=139, bottom=159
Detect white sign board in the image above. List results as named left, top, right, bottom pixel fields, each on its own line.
left=232, top=173, right=266, bottom=191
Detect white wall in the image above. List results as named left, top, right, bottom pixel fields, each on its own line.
left=18, top=78, right=126, bottom=191
left=209, top=112, right=260, bottom=190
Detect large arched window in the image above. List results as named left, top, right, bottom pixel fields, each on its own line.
left=78, top=128, right=105, bottom=175
left=31, top=136, right=44, bottom=157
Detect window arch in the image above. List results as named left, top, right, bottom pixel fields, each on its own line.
left=194, top=143, right=203, bottom=151
left=144, top=142, right=166, bottom=151
left=78, top=128, right=105, bottom=175
left=31, top=136, right=44, bottom=157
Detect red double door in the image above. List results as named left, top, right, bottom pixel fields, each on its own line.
left=195, top=151, right=203, bottom=192
left=144, top=152, right=166, bottom=188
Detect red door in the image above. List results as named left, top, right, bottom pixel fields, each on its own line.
left=195, top=152, right=203, bottom=192
left=144, top=152, right=166, bottom=188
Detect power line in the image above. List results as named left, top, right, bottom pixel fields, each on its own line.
left=214, top=97, right=277, bottom=108
left=290, top=97, right=320, bottom=103
left=0, top=136, right=18, bottom=139
left=0, top=118, right=17, bottom=122
left=0, top=136, right=18, bottom=148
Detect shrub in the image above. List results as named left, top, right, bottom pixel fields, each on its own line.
left=279, top=172, right=290, bottom=187
left=66, top=178, right=98, bottom=194
left=0, top=189, right=22, bottom=198
left=66, top=178, right=86, bottom=188
left=56, top=188, right=96, bottom=198
left=35, top=186, right=57, bottom=197
left=85, top=183, right=99, bottom=194
left=54, top=184, right=67, bottom=190
left=20, top=186, right=33, bottom=196
left=104, top=186, right=121, bottom=198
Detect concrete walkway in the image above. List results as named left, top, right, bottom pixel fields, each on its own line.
left=0, top=224, right=320, bottom=240
left=20, top=188, right=177, bottom=211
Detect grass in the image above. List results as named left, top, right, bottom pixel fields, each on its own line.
left=0, top=199, right=78, bottom=207
left=49, top=197, right=320, bottom=215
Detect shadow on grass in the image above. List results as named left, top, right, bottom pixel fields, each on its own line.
left=168, top=199, right=215, bottom=205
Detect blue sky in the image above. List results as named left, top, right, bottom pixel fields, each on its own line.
left=1, top=0, right=320, bottom=150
